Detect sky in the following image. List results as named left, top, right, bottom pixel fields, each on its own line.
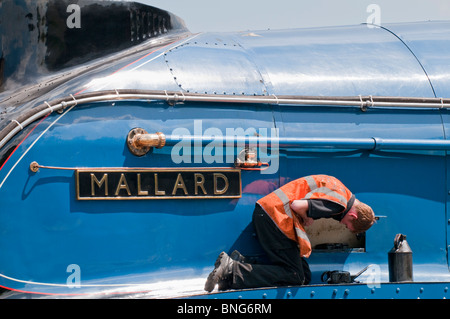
left=138, top=0, right=450, bottom=33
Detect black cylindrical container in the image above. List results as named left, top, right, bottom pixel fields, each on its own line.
left=388, top=234, right=413, bottom=282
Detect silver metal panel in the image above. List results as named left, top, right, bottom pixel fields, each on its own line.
left=235, top=25, right=435, bottom=97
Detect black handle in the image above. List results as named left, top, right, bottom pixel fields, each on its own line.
left=394, top=233, right=406, bottom=250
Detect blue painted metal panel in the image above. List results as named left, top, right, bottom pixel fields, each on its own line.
left=384, top=21, right=450, bottom=269
left=1, top=18, right=450, bottom=298
left=276, top=104, right=447, bottom=283
left=0, top=100, right=277, bottom=295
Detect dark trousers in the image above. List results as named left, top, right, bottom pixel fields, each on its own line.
left=230, top=204, right=311, bottom=289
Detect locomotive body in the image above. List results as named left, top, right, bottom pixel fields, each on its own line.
left=0, top=1, right=449, bottom=298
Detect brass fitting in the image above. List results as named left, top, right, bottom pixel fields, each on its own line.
left=127, top=128, right=166, bottom=156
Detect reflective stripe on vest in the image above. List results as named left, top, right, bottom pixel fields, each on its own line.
left=303, top=175, right=317, bottom=191
left=295, top=225, right=310, bottom=245
left=304, top=187, right=348, bottom=204
left=273, top=188, right=293, bottom=218
left=302, top=175, right=349, bottom=207
left=271, top=188, right=311, bottom=257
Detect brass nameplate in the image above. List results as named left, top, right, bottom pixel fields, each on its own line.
left=75, top=168, right=241, bottom=200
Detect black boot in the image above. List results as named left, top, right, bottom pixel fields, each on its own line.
left=230, top=250, right=258, bottom=264
left=204, top=251, right=234, bottom=292
left=230, top=250, right=247, bottom=263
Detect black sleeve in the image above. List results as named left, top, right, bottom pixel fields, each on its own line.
left=306, top=199, right=344, bottom=220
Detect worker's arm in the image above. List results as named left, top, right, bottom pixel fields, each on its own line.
left=290, top=199, right=314, bottom=226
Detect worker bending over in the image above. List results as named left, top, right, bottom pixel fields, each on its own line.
left=204, top=174, right=375, bottom=292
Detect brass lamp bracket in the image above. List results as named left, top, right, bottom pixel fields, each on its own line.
left=127, top=128, right=166, bottom=156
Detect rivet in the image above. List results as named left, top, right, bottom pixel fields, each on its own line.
left=371, top=288, right=376, bottom=294
left=29, top=161, right=40, bottom=173
left=332, top=289, right=337, bottom=296
left=396, top=288, right=400, bottom=293
left=444, top=287, right=448, bottom=293
left=344, top=289, right=350, bottom=296
left=262, top=293, right=267, bottom=299
left=420, top=288, right=424, bottom=293
left=286, top=291, right=292, bottom=298
left=310, top=291, right=315, bottom=297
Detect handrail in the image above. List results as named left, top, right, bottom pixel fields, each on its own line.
left=2, top=89, right=450, bottom=150
left=125, top=129, right=450, bottom=152
left=163, top=135, right=450, bottom=151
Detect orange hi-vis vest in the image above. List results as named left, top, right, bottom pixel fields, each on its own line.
left=256, top=175, right=354, bottom=258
